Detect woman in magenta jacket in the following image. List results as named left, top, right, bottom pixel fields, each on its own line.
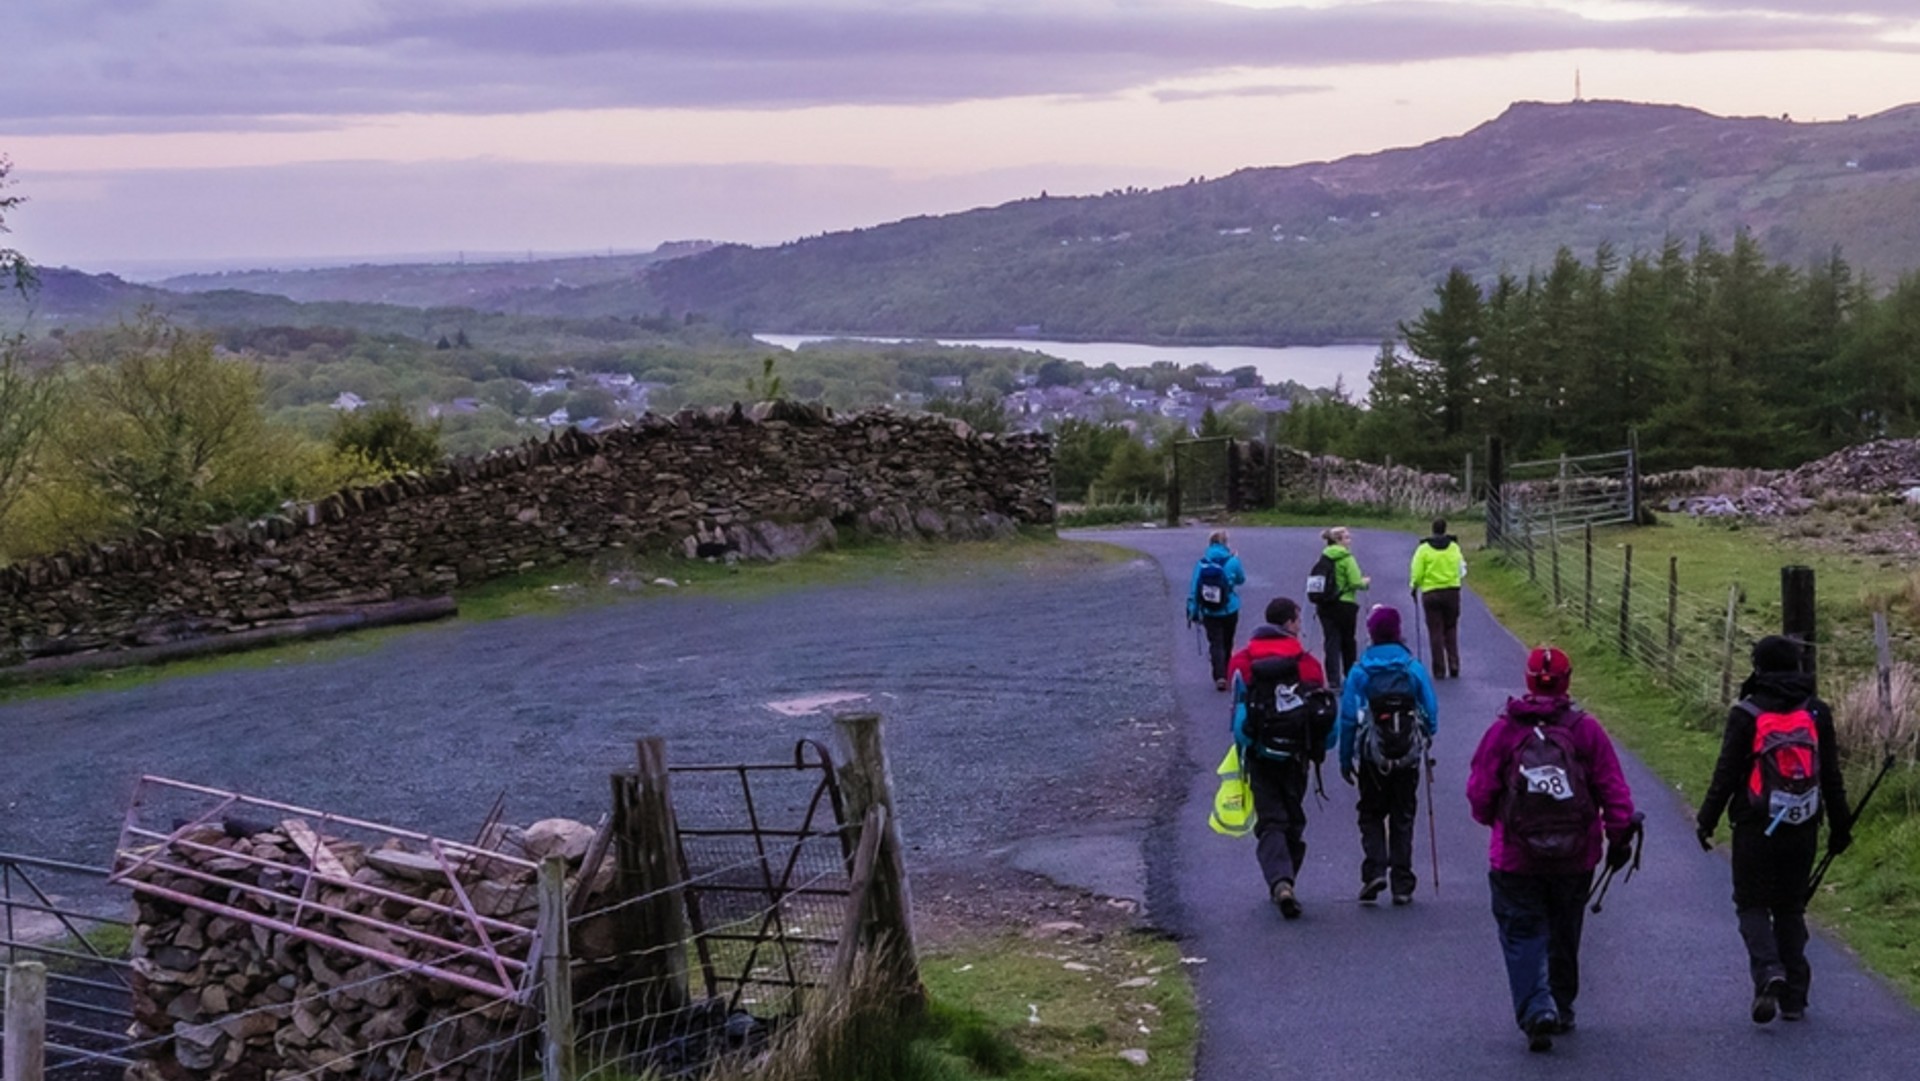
left=1466, top=646, right=1637, bottom=1053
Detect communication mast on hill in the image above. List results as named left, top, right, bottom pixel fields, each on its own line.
left=1574, top=68, right=1583, bottom=102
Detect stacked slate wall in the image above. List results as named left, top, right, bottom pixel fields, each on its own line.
left=0, top=404, right=1054, bottom=664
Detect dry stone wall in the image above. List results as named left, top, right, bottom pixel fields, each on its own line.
left=0, top=403, right=1054, bottom=665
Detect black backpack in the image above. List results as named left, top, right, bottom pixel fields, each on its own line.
left=1244, top=653, right=1336, bottom=764
left=1358, top=662, right=1426, bottom=771
left=1194, top=555, right=1233, bottom=613
left=1305, top=552, right=1338, bottom=607
left=1499, top=710, right=1597, bottom=864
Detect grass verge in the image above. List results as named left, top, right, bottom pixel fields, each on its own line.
left=1466, top=521, right=1920, bottom=1005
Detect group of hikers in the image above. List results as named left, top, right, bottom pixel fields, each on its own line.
left=1188, top=525, right=1854, bottom=1052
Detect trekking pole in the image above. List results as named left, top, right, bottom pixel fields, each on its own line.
left=1806, top=751, right=1898, bottom=902
left=1424, top=753, right=1440, bottom=895
left=1412, top=588, right=1425, bottom=668
left=1589, top=812, right=1646, bottom=914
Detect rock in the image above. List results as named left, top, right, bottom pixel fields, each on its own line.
left=520, top=818, right=596, bottom=863
left=365, top=848, right=450, bottom=884
left=173, top=1021, right=229, bottom=1071
left=1118, top=1049, right=1150, bottom=1067
left=1117, top=976, right=1154, bottom=989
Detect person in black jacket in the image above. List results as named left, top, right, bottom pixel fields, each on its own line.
left=1695, top=635, right=1852, bottom=1025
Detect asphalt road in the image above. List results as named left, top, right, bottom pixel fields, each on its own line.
left=1075, top=524, right=1920, bottom=1076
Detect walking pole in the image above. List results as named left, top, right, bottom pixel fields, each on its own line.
left=1412, top=588, right=1425, bottom=668
left=1806, top=751, right=1897, bottom=903
left=1424, top=751, right=1440, bottom=895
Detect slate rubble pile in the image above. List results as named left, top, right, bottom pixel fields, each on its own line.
left=1658, top=440, right=1920, bottom=518
left=121, top=816, right=606, bottom=1081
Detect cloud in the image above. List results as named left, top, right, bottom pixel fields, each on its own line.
left=4, top=1, right=1914, bottom=133
left=1152, top=84, right=1331, bottom=104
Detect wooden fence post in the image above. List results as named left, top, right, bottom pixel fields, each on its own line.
left=537, top=858, right=576, bottom=1081
left=1875, top=611, right=1895, bottom=743
left=1665, top=556, right=1680, bottom=685
left=1619, top=544, right=1634, bottom=658
left=1583, top=524, right=1595, bottom=631
left=1485, top=436, right=1504, bottom=547
left=1782, top=566, right=1818, bottom=683
left=832, top=712, right=923, bottom=1002
left=610, top=738, right=690, bottom=1017
left=1463, top=452, right=1474, bottom=511
left=1165, top=458, right=1181, bottom=526
left=1721, top=584, right=1740, bottom=703
left=4, top=960, right=46, bottom=1081
left=1550, top=516, right=1562, bottom=608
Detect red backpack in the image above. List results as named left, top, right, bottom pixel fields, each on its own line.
left=1739, top=700, right=1821, bottom=834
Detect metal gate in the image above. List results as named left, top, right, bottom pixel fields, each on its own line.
left=1, top=853, right=136, bottom=1078
left=1171, top=436, right=1235, bottom=518
left=1488, top=447, right=1637, bottom=553
left=667, top=740, right=853, bottom=1014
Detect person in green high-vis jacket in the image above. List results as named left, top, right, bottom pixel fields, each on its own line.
left=1316, top=526, right=1369, bottom=686
left=1409, top=518, right=1467, bottom=678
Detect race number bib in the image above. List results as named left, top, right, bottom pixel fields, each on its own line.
left=1271, top=686, right=1304, bottom=713
left=1768, top=788, right=1819, bottom=828
left=1200, top=584, right=1225, bottom=606
left=1304, top=573, right=1327, bottom=597
left=1520, top=764, right=1573, bottom=801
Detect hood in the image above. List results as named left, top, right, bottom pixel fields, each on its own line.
left=1362, top=641, right=1414, bottom=667
left=1502, top=692, right=1574, bottom=724
left=1322, top=543, right=1350, bottom=558
left=1205, top=543, right=1233, bottom=560
left=1740, top=670, right=1816, bottom=711
left=1249, top=625, right=1302, bottom=643
left=1423, top=534, right=1457, bottom=551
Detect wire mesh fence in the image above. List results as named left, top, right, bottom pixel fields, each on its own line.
left=1490, top=522, right=1920, bottom=767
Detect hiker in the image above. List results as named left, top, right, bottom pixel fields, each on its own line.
left=1409, top=518, right=1466, bottom=678
left=1695, top=635, right=1852, bottom=1025
left=1309, top=526, right=1369, bottom=686
left=1338, top=604, right=1439, bottom=905
left=1228, top=597, right=1335, bottom=920
left=1187, top=530, right=1247, bottom=691
left=1467, top=646, right=1637, bottom=1053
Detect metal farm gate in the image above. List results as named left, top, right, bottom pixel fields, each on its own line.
left=1, top=853, right=137, bottom=1079
left=1170, top=436, right=1235, bottom=519
left=1487, top=445, right=1639, bottom=554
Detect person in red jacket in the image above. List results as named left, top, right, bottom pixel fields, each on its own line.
left=1467, top=646, right=1637, bottom=1053
left=1227, top=597, right=1331, bottom=919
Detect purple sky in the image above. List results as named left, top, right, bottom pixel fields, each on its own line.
left=4, top=1, right=1917, bottom=277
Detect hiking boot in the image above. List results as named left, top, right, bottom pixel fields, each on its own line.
left=1752, top=977, right=1785, bottom=1024
left=1391, top=892, right=1413, bottom=906
left=1780, top=1006, right=1805, bottom=1022
left=1359, top=877, right=1388, bottom=904
left=1525, top=1013, right=1558, bottom=1053
left=1271, top=881, right=1302, bottom=920
left=1215, top=678, right=1228, bottom=692
left=1550, top=1016, right=1576, bottom=1035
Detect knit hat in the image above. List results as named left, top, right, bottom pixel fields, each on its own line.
left=1526, top=646, right=1572, bottom=694
left=1366, top=604, right=1402, bottom=643
left=1265, top=597, right=1301, bottom=626
left=1751, top=635, right=1805, bottom=674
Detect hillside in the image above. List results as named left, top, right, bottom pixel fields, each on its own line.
left=157, top=242, right=714, bottom=309
left=625, top=99, right=1920, bottom=344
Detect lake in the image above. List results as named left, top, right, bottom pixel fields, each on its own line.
left=754, top=334, right=1381, bottom=394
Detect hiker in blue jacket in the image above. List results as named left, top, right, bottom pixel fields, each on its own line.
left=1187, top=530, right=1246, bottom=691
left=1338, top=605, right=1440, bottom=905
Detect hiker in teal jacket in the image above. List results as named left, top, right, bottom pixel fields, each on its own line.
left=1315, top=526, right=1369, bottom=686
left=1338, top=605, right=1439, bottom=904
left=1186, top=530, right=1246, bottom=690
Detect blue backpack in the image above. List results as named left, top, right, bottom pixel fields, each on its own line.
left=1194, top=556, right=1233, bottom=613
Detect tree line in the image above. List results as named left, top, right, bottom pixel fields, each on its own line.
left=1280, top=232, right=1920, bottom=473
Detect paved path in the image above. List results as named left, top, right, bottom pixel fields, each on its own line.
left=1074, top=525, right=1920, bottom=1075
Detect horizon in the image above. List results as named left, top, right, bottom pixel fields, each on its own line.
left=7, top=1, right=1919, bottom=276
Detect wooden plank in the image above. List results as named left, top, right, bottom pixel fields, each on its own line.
left=281, top=818, right=351, bottom=880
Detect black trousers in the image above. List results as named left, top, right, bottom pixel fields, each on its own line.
left=1203, top=611, right=1239, bottom=683
left=1248, top=756, right=1310, bottom=890
left=1318, top=601, right=1359, bottom=687
left=1357, top=765, right=1421, bottom=896
left=1730, top=820, right=1819, bottom=1009
left=1421, top=587, right=1462, bottom=676
left=1489, top=869, right=1593, bottom=1028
